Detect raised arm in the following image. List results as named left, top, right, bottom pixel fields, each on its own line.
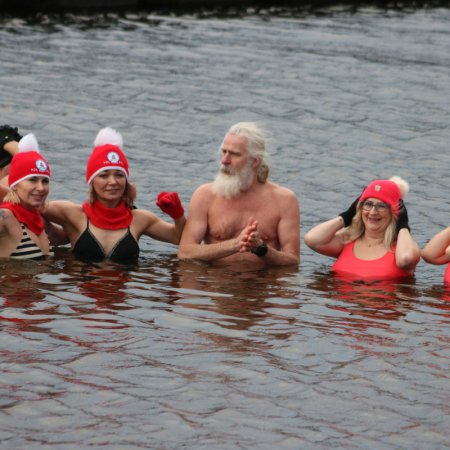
left=304, top=217, right=346, bottom=257
left=154, top=191, right=186, bottom=242
left=0, top=139, right=20, bottom=198
left=0, top=175, right=8, bottom=201
left=137, top=210, right=186, bottom=245
left=421, top=226, right=450, bottom=265
left=135, top=192, right=186, bottom=245
left=304, top=196, right=359, bottom=257
left=0, top=125, right=21, bottom=179
left=394, top=201, right=420, bottom=270
left=41, top=200, right=85, bottom=245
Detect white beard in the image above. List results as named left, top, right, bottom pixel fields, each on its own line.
left=212, top=162, right=254, bottom=199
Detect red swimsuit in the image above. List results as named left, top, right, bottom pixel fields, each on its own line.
left=443, top=265, right=450, bottom=285
left=332, top=241, right=412, bottom=280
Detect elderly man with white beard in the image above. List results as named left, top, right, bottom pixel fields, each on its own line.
left=178, top=122, right=300, bottom=266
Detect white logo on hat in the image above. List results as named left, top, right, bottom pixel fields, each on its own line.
left=36, top=159, right=48, bottom=172
left=107, top=151, right=120, bottom=164
left=375, top=185, right=381, bottom=191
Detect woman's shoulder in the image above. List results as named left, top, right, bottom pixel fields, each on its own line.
left=48, top=199, right=83, bottom=209
left=43, top=201, right=86, bottom=230
left=0, top=207, right=14, bottom=218
left=131, top=207, right=158, bottom=223
left=0, top=207, right=19, bottom=234
left=45, top=200, right=84, bottom=216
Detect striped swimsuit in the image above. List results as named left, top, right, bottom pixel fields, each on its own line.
left=10, top=223, right=52, bottom=260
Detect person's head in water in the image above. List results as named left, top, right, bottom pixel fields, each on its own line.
left=86, top=127, right=136, bottom=207
left=213, top=122, right=270, bottom=199
left=4, top=133, right=51, bottom=209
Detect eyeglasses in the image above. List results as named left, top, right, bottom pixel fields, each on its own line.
left=361, top=201, right=390, bottom=213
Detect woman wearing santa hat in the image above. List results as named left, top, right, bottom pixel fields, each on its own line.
left=0, top=132, right=55, bottom=259
left=304, top=176, right=421, bottom=280
left=41, top=127, right=186, bottom=263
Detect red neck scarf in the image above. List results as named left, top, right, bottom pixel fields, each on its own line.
left=1, top=202, right=45, bottom=235
left=82, top=200, right=133, bottom=230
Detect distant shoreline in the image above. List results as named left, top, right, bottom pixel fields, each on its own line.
left=1, top=0, right=449, bottom=13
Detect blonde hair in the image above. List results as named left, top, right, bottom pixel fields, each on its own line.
left=3, top=189, right=20, bottom=204
left=339, top=175, right=410, bottom=250
left=339, top=203, right=398, bottom=251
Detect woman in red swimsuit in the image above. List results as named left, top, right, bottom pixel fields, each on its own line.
left=304, top=176, right=421, bottom=280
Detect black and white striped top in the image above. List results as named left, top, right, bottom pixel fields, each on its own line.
left=10, top=223, right=53, bottom=260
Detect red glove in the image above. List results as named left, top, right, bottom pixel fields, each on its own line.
left=156, top=192, right=184, bottom=220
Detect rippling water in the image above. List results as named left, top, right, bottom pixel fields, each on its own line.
left=1, top=6, right=449, bottom=449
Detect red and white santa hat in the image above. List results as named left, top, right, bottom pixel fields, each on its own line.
left=359, top=176, right=409, bottom=215
left=86, top=127, right=129, bottom=184
left=8, top=134, right=51, bottom=188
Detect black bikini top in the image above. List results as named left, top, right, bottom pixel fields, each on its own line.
left=73, top=218, right=139, bottom=263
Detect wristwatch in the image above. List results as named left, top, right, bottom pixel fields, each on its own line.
left=251, top=241, right=268, bottom=257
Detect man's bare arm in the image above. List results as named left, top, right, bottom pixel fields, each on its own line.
left=247, top=190, right=300, bottom=266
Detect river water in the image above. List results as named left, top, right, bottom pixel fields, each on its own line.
left=0, top=5, right=449, bottom=449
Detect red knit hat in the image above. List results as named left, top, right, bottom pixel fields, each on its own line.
left=8, top=134, right=50, bottom=188
left=359, top=179, right=402, bottom=208
left=86, top=127, right=129, bottom=184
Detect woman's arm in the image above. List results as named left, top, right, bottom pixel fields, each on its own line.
left=41, top=200, right=84, bottom=245
left=421, top=227, right=450, bottom=265
left=304, top=196, right=360, bottom=258
left=0, top=176, right=8, bottom=202
left=44, top=219, right=70, bottom=246
left=136, top=209, right=186, bottom=244
left=304, top=216, right=346, bottom=257
left=395, top=228, right=421, bottom=270
left=137, top=191, right=186, bottom=244
left=394, top=202, right=421, bottom=270
left=0, top=140, right=20, bottom=193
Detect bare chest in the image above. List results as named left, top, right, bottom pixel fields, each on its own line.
left=207, top=196, right=280, bottom=243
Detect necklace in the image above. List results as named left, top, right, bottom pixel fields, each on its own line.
left=363, top=236, right=384, bottom=247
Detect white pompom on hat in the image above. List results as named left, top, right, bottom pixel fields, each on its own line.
left=85, top=127, right=129, bottom=184
left=8, top=133, right=51, bottom=188
left=359, top=175, right=409, bottom=216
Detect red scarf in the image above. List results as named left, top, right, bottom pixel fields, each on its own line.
left=82, top=200, right=133, bottom=230
left=0, top=202, right=45, bottom=235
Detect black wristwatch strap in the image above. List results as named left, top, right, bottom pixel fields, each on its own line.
left=251, top=242, right=268, bottom=257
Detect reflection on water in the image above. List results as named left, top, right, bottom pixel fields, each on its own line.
left=308, top=270, right=420, bottom=320
left=1, top=5, right=450, bottom=450
left=1, top=249, right=449, bottom=448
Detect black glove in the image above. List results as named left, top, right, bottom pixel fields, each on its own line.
left=339, top=196, right=360, bottom=227
left=396, top=200, right=410, bottom=233
left=0, top=125, right=22, bottom=168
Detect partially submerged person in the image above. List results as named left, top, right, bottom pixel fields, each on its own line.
left=42, top=127, right=186, bottom=263
left=421, top=222, right=450, bottom=285
left=0, top=133, right=54, bottom=259
left=304, top=176, right=420, bottom=280
left=178, top=122, right=300, bottom=266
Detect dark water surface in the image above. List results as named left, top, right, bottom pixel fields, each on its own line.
left=0, top=6, right=449, bottom=449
